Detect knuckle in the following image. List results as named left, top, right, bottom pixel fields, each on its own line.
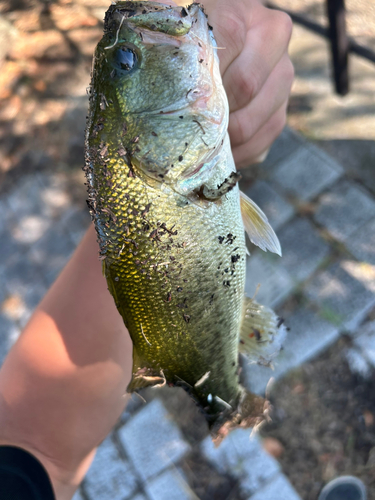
left=236, top=69, right=260, bottom=103
left=267, top=10, right=293, bottom=46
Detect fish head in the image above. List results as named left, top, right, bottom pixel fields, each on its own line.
left=91, top=1, right=229, bottom=192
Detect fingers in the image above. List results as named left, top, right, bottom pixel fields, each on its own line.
left=222, top=8, right=293, bottom=113
left=232, top=101, right=288, bottom=169
left=228, top=52, right=294, bottom=148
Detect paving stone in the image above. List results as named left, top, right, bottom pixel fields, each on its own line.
left=118, top=398, right=190, bottom=482
left=245, top=253, right=294, bottom=308
left=201, top=429, right=262, bottom=474
left=202, top=429, right=280, bottom=497
left=28, top=224, right=77, bottom=286
left=271, top=143, right=343, bottom=201
left=345, top=347, right=371, bottom=379
left=245, top=180, right=295, bottom=231
left=129, top=494, right=148, bottom=500
left=6, top=174, right=49, bottom=218
left=145, top=468, right=198, bottom=500
left=278, top=217, right=330, bottom=283
left=242, top=307, right=340, bottom=395
left=314, top=180, right=375, bottom=243
left=247, top=473, right=301, bottom=500
left=352, top=320, right=375, bottom=368
left=305, top=260, right=375, bottom=333
left=84, top=436, right=138, bottom=500
left=61, top=206, right=91, bottom=245
left=0, top=314, right=21, bottom=366
left=346, top=218, right=375, bottom=265
left=1, top=256, right=48, bottom=326
left=261, top=127, right=305, bottom=171
left=72, top=489, right=85, bottom=500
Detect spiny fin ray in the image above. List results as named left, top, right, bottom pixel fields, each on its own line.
left=240, top=191, right=282, bottom=256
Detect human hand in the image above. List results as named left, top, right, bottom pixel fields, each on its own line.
left=157, top=0, right=294, bottom=167
left=191, top=0, right=294, bottom=168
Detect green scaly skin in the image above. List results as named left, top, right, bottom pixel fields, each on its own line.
left=85, top=1, right=263, bottom=429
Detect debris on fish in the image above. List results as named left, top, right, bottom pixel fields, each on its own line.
left=84, top=1, right=286, bottom=441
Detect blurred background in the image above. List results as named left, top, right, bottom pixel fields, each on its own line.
left=1, top=0, right=375, bottom=499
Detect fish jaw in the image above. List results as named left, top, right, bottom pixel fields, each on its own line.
left=88, top=1, right=229, bottom=194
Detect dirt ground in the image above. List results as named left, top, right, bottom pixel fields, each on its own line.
left=262, top=337, right=375, bottom=500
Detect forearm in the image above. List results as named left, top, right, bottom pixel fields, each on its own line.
left=0, top=225, right=133, bottom=500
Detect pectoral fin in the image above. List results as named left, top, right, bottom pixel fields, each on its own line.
left=240, top=191, right=282, bottom=256
left=239, top=296, right=287, bottom=365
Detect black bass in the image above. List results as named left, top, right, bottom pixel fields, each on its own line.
left=85, top=1, right=286, bottom=437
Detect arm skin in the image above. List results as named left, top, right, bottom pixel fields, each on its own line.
left=0, top=1, right=294, bottom=499
left=0, top=225, right=133, bottom=500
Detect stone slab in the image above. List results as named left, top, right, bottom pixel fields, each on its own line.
left=201, top=429, right=263, bottom=474
left=278, top=217, right=330, bottom=283
left=84, top=436, right=138, bottom=500
left=145, top=468, right=198, bottom=500
left=129, top=494, right=148, bottom=500
left=118, top=399, right=190, bottom=482
left=314, top=180, right=375, bottom=243
left=0, top=314, right=21, bottom=367
left=202, top=429, right=280, bottom=498
left=242, top=307, right=340, bottom=395
left=271, top=143, right=343, bottom=201
left=247, top=473, right=301, bottom=500
left=72, top=489, right=85, bottom=500
left=305, top=260, right=375, bottom=333
left=245, top=180, right=294, bottom=231
left=345, top=347, right=371, bottom=379
left=245, top=253, right=294, bottom=308
left=346, top=218, right=375, bottom=265
left=260, top=127, right=306, bottom=172
left=352, top=320, right=375, bottom=367
left=61, top=206, right=91, bottom=245
left=28, top=225, right=77, bottom=286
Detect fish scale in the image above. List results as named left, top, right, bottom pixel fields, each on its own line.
left=85, top=1, right=286, bottom=437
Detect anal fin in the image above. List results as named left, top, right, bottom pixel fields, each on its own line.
left=239, top=296, right=287, bottom=365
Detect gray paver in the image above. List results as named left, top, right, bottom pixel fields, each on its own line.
left=28, top=225, right=77, bottom=286
left=314, top=180, right=375, bottom=243
left=305, top=260, right=375, bottom=332
left=278, top=217, right=330, bottom=282
left=345, top=348, right=371, bottom=378
left=72, top=489, right=85, bottom=500
left=346, top=218, right=375, bottom=265
left=145, top=468, right=198, bottom=500
left=242, top=307, right=340, bottom=395
left=245, top=180, right=294, bottom=231
left=6, top=174, right=48, bottom=218
left=202, top=428, right=262, bottom=473
left=271, top=144, right=343, bottom=201
left=61, top=206, right=91, bottom=245
left=352, top=320, right=375, bottom=367
left=118, top=398, right=190, bottom=482
left=247, top=473, right=301, bottom=500
left=261, top=127, right=305, bottom=171
left=202, top=429, right=280, bottom=497
left=245, top=253, right=294, bottom=308
left=85, top=436, right=138, bottom=500
left=0, top=314, right=21, bottom=366
left=129, top=494, right=148, bottom=500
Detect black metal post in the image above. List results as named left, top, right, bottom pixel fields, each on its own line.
left=326, top=0, right=349, bottom=95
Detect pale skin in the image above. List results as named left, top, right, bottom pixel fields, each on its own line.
left=0, top=1, right=293, bottom=498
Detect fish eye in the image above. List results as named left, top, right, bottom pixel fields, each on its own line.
left=114, top=47, right=137, bottom=72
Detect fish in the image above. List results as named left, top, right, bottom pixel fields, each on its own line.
left=84, top=0, right=286, bottom=439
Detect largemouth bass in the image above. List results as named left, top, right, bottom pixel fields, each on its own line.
left=85, top=0, right=286, bottom=437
